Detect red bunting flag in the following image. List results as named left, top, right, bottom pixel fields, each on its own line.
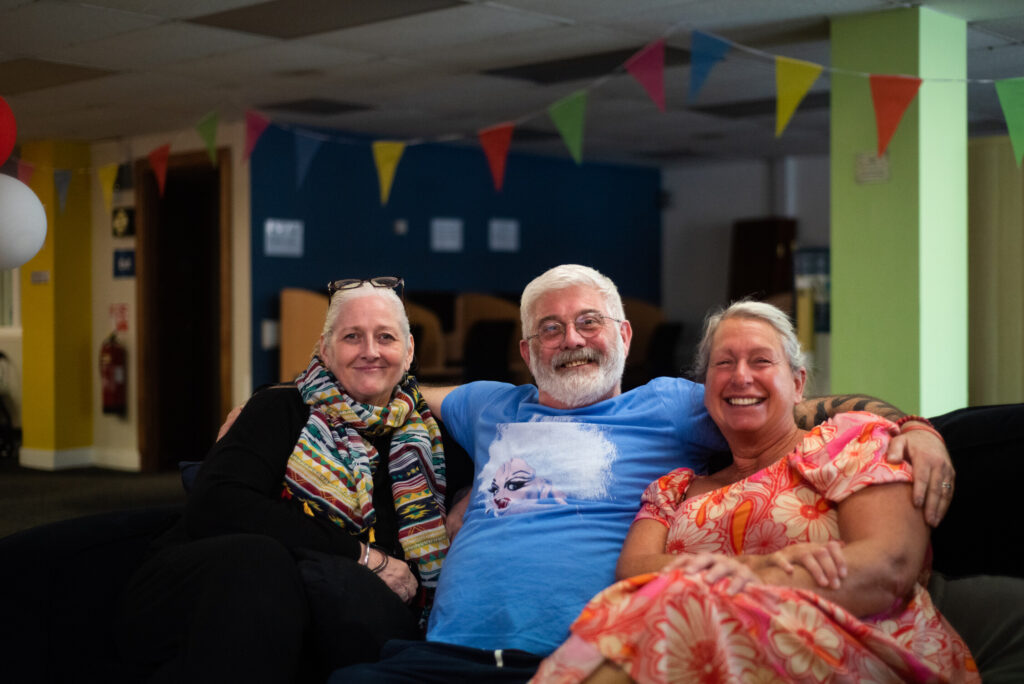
left=869, top=74, right=922, bottom=157
left=478, top=122, right=515, bottom=191
left=626, top=39, right=666, bottom=112
left=0, top=96, right=15, bottom=167
left=244, top=111, right=271, bottom=162
left=16, top=160, right=34, bottom=185
left=148, top=144, right=170, bottom=197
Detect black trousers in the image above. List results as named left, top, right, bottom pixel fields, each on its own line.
left=115, top=534, right=419, bottom=683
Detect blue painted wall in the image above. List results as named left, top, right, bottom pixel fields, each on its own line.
left=250, top=126, right=662, bottom=386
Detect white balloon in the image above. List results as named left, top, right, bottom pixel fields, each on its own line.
left=0, top=174, right=47, bottom=270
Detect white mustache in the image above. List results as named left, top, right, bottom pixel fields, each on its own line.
left=551, top=347, right=602, bottom=368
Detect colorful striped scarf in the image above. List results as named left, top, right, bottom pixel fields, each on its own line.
left=284, top=355, right=449, bottom=586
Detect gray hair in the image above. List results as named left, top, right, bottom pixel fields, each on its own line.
left=320, top=282, right=411, bottom=350
left=520, top=264, right=625, bottom=335
left=693, top=300, right=806, bottom=382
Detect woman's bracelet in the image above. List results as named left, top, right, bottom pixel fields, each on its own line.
left=895, top=415, right=945, bottom=444
left=359, top=542, right=371, bottom=567
left=369, top=547, right=389, bottom=574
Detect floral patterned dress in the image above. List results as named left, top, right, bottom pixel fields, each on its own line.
left=532, top=413, right=978, bottom=683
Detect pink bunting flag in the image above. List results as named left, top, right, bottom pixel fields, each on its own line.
left=626, top=39, right=666, bottom=111
left=16, top=160, right=34, bottom=185
left=478, top=122, right=515, bottom=191
left=869, top=74, right=922, bottom=157
left=0, top=96, right=14, bottom=167
left=148, top=144, right=170, bottom=197
left=244, top=111, right=271, bottom=162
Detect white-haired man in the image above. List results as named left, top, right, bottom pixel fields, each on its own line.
left=334, top=264, right=954, bottom=683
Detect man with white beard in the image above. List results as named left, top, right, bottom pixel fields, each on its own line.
left=335, top=263, right=954, bottom=684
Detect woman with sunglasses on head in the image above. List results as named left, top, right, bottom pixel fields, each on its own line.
left=116, top=277, right=468, bottom=683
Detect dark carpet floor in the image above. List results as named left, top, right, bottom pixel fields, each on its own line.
left=0, top=457, right=185, bottom=539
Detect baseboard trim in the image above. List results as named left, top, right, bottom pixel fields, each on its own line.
left=18, top=447, right=94, bottom=471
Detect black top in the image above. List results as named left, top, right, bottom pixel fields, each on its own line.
left=158, top=385, right=472, bottom=562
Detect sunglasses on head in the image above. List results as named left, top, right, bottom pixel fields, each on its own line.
left=326, top=276, right=404, bottom=299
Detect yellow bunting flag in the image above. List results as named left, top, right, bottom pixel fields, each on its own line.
left=97, top=163, right=119, bottom=212
left=775, top=56, right=823, bottom=137
left=372, top=141, right=406, bottom=205
left=195, top=111, right=219, bottom=165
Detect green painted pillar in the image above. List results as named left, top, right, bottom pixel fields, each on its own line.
left=830, top=8, right=967, bottom=415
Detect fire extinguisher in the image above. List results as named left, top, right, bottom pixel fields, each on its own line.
left=100, top=332, right=127, bottom=416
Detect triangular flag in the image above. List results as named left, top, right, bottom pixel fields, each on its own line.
left=548, top=90, right=587, bottom=164
left=478, top=122, right=515, bottom=191
left=626, top=39, right=666, bottom=112
left=372, top=141, right=406, bottom=205
left=0, top=96, right=15, bottom=167
left=775, top=56, right=823, bottom=137
left=16, top=160, right=34, bottom=185
left=995, top=77, right=1024, bottom=167
left=244, top=110, right=270, bottom=162
left=54, top=169, right=71, bottom=213
left=148, top=144, right=170, bottom=197
left=294, top=134, right=323, bottom=188
left=689, top=31, right=731, bottom=102
left=195, top=110, right=219, bottom=165
left=869, top=74, right=922, bottom=157
left=97, top=163, right=118, bottom=212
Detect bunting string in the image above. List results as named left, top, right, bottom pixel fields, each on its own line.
left=4, top=22, right=1024, bottom=211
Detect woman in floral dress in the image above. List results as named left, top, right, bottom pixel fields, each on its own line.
left=533, top=301, right=978, bottom=683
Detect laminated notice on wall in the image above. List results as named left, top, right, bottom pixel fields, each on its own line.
left=430, top=217, right=463, bottom=252
left=488, top=218, right=519, bottom=252
left=264, top=218, right=304, bottom=258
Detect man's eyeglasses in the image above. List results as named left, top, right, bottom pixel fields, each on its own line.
left=327, top=276, right=404, bottom=299
left=524, top=313, right=623, bottom=348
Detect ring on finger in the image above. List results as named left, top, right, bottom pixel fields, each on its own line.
left=940, top=480, right=953, bottom=490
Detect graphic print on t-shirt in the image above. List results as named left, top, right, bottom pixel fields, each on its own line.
left=477, top=420, right=617, bottom=516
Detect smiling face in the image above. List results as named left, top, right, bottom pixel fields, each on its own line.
left=519, top=285, right=632, bottom=409
left=318, top=293, right=414, bottom=406
left=703, top=316, right=806, bottom=443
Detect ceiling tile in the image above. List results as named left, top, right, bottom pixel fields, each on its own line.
left=74, top=1, right=267, bottom=20
left=0, top=59, right=116, bottom=95
left=49, top=22, right=273, bottom=71
left=310, top=3, right=565, bottom=56
left=157, top=41, right=375, bottom=85
left=188, top=0, right=462, bottom=39
left=1, top=0, right=161, bottom=55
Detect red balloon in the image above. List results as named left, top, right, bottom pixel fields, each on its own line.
left=0, top=97, right=16, bottom=167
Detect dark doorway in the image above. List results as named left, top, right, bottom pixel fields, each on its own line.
left=135, top=150, right=232, bottom=472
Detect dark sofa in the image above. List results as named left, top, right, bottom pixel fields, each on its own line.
left=2, top=403, right=1022, bottom=682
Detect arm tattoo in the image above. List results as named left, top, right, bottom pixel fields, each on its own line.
left=793, top=394, right=905, bottom=429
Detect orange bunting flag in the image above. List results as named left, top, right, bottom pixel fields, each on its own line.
left=626, top=39, right=666, bottom=111
left=244, top=111, right=270, bottom=162
left=478, top=122, right=515, bottom=191
left=995, top=77, right=1024, bottom=167
left=775, top=56, right=822, bottom=137
left=548, top=90, right=587, bottom=164
left=195, top=110, right=219, bottom=165
left=372, top=141, right=406, bottom=205
left=97, top=163, right=119, bottom=212
left=148, top=144, right=170, bottom=197
left=16, top=160, right=34, bottom=185
left=869, top=74, right=922, bottom=157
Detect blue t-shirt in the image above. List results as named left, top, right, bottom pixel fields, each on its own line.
left=426, top=377, right=726, bottom=656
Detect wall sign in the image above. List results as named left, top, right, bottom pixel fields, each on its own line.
left=113, top=249, right=135, bottom=278
left=430, top=217, right=463, bottom=252
left=264, top=218, right=304, bottom=258
left=488, top=218, right=520, bottom=252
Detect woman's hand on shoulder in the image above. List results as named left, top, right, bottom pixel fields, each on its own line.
left=366, top=546, right=419, bottom=604
left=752, top=541, right=847, bottom=589
left=664, top=552, right=762, bottom=595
